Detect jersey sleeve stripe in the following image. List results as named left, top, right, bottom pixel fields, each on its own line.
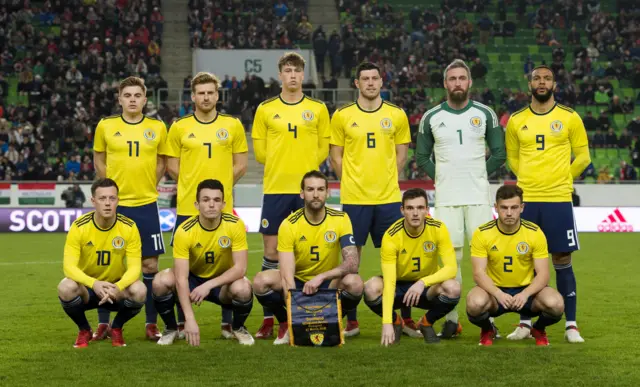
left=336, top=102, right=356, bottom=112
left=174, top=114, right=194, bottom=123
left=472, top=101, right=499, bottom=127
left=383, top=101, right=401, bottom=109
left=182, top=217, right=198, bottom=231
left=305, top=96, right=325, bottom=105
left=260, top=96, right=279, bottom=106
left=424, top=219, right=442, bottom=228
left=74, top=216, right=93, bottom=227
left=418, top=105, right=441, bottom=134
left=478, top=220, right=497, bottom=231
left=511, top=106, right=528, bottom=118
left=557, top=104, right=575, bottom=113
left=221, top=214, right=239, bottom=222
left=387, top=219, right=404, bottom=236
left=288, top=209, right=305, bottom=224
left=326, top=208, right=345, bottom=217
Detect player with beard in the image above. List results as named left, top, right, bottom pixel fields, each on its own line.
left=251, top=53, right=331, bottom=339
left=330, top=61, right=412, bottom=337
left=166, top=72, right=248, bottom=339
left=253, top=170, right=363, bottom=345
left=505, top=66, right=590, bottom=343
left=415, top=59, right=505, bottom=339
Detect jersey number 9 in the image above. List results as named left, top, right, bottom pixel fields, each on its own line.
left=536, top=135, right=545, bottom=150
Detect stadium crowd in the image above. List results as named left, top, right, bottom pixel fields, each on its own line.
left=0, top=0, right=168, bottom=182
left=1, top=0, right=639, bottom=183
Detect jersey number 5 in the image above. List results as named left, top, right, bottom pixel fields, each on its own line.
left=310, top=246, right=320, bottom=261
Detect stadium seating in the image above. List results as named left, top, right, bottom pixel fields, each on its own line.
left=335, top=0, right=640, bottom=180
left=0, top=0, right=166, bottom=181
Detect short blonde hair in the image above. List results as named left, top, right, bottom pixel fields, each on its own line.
left=118, top=76, right=147, bottom=95
left=443, top=59, right=471, bottom=80
left=191, top=72, right=221, bottom=94
left=278, top=52, right=305, bottom=72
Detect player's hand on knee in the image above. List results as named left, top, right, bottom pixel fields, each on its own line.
left=184, top=320, right=200, bottom=347
left=495, top=291, right=513, bottom=310
left=93, top=281, right=117, bottom=302
left=303, top=277, right=323, bottom=295
left=190, top=285, right=211, bottom=306
left=511, top=293, right=528, bottom=311
left=403, top=281, right=425, bottom=307
left=381, top=324, right=395, bottom=347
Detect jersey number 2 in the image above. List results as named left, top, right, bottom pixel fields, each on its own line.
left=503, top=256, right=513, bottom=272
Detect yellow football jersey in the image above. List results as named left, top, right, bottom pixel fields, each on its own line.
left=505, top=103, right=589, bottom=202
left=470, top=219, right=549, bottom=288
left=166, top=113, right=248, bottom=216
left=93, top=115, right=169, bottom=207
left=330, top=101, right=411, bottom=205
left=63, top=212, right=142, bottom=291
left=277, top=208, right=354, bottom=282
left=380, top=217, right=456, bottom=323
left=251, top=95, right=330, bottom=194
left=172, top=214, right=248, bottom=279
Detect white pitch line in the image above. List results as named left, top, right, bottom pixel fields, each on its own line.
left=0, top=249, right=264, bottom=266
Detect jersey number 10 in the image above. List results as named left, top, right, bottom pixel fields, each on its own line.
left=96, top=251, right=111, bottom=266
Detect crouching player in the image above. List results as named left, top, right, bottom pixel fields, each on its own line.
left=364, top=188, right=461, bottom=346
left=152, top=179, right=254, bottom=346
left=466, top=185, right=564, bottom=346
left=253, top=171, right=363, bottom=345
left=58, top=178, right=145, bottom=348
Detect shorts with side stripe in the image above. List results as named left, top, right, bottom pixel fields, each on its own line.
left=521, top=202, right=579, bottom=254
left=117, top=202, right=164, bottom=257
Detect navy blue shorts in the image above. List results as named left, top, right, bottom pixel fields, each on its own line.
left=490, top=286, right=539, bottom=318
left=188, top=272, right=228, bottom=306
left=260, top=194, right=304, bottom=235
left=117, top=202, right=164, bottom=257
left=84, top=286, right=124, bottom=312
left=170, top=214, right=192, bottom=247
left=521, top=201, right=579, bottom=254
left=392, top=281, right=435, bottom=310
left=342, top=203, right=402, bottom=247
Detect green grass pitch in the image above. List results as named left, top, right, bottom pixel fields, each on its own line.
left=1, top=232, right=639, bottom=386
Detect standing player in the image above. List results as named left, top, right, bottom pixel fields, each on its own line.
left=93, top=76, right=168, bottom=341
left=58, top=178, right=145, bottom=348
left=251, top=52, right=331, bottom=339
left=466, top=185, right=565, bottom=346
left=152, top=179, right=254, bottom=346
left=415, top=59, right=506, bottom=338
left=363, top=188, right=460, bottom=346
left=330, top=61, right=413, bottom=337
left=505, top=66, right=590, bottom=343
left=166, top=72, right=248, bottom=338
left=253, top=171, right=363, bottom=345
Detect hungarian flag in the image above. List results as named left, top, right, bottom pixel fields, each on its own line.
left=18, top=183, right=56, bottom=205
left=0, top=183, right=10, bottom=205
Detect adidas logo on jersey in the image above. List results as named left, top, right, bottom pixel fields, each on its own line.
left=598, top=208, right=633, bottom=232
left=438, top=122, right=446, bottom=128
left=491, top=245, right=499, bottom=251
left=299, top=236, right=307, bottom=242
left=195, top=242, right=203, bottom=248
left=273, top=114, right=281, bottom=119
left=188, top=133, right=196, bottom=139
left=521, top=125, right=528, bottom=131
left=114, top=132, right=122, bottom=136
left=351, top=122, right=359, bottom=127
left=86, top=241, right=93, bottom=246
left=400, top=249, right=407, bottom=254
